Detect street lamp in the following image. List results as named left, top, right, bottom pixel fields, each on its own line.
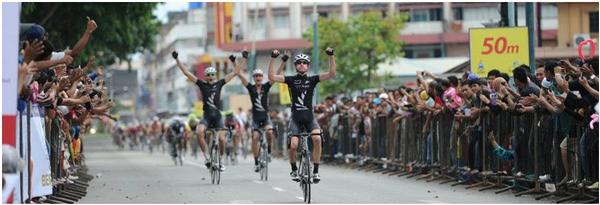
left=312, top=3, right=320, bottom=103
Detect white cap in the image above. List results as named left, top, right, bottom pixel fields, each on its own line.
left=379, top=93, right=389, bottom=99
left=57, top=106, right=69, bottom=116
left=541, top=78, right=553, bottom=89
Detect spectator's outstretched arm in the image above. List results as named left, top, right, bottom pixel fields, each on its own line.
left=71, top=17, right=97, bottom=57
left=579, top=77, right=599, bottom=100
left=23, top=39, right=44, bottom=63
left=539, top=95, right=561, bottom=114
left=553, top=67, right=570, bottom=93
left=32, top=54, right=73, bottom=71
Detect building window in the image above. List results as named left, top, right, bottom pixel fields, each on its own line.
left=453, top=8, right=463, bottom=20
left=430, top=8, right=442, bottom=21
left=273, top=14, right=289, bottom=28
left=590, top=12, right=599, bottom=33
left=410, top=8, right=442, bottom=22
left=318, top=12, right=329, bottom=18
left=411, top=9, right=429, bottom=22
left=404, top=44, right=444, bottom=58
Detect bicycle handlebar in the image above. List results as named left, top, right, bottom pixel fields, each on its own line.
left=296, top=132, right=321, bottom=137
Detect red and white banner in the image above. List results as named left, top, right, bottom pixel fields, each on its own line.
left=2, top=2, right=20, bottom=146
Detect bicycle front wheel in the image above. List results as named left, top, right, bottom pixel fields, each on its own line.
left=216, top=147, right=221, bottom=185
left=263, top=146, right=269, bottom=181
left=304, top=153, right=312, bottom=203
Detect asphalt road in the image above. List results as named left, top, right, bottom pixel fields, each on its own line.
left=79, top=136, right=552, bottom=203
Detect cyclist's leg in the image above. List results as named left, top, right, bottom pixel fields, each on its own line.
left=266, top=117, right=274, bottom=155
left=215, top=119, right=226, bottom=157
left=251, top=120, right=261, bottom=166
left=287, top=120, right=300, bottom=171
left=252, top=130, right=260, bottom=162
left=170, top=135, right=177, bottom=158
left=197, top=123, right=209, bottom=160
left=233, top=130, right=241, bottom=155
left=309, top=118, right=322, bottom=174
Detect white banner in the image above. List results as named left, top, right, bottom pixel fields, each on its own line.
left=14, top=105, right=53, bottom=202
left=2, top=2, right=20, bottom=116
left=2, top=174, right=19, bottom=203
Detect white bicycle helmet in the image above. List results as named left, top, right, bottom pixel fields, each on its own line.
left=294, top=53, right=311, bottom=64
left=252, top=69, right=264, bottom=76
left=205, top=67, right=217, bottom=75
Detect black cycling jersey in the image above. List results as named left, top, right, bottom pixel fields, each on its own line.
left=284, top=74, right=320, bottom=124
left=189, top=123, right=197, bottom=132
left=170, top=121, right=184, bottom=135
left=196, top=79, right=226, bottom=118
left=246, top=82, right=272, bottom=123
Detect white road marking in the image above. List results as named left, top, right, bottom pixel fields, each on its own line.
left=295, top=196, right=304, bottom=201
left=272, top=187, right=285, bottom=192
left=229, top=200, right=253, bottom=203
left=418, top=199, right=446, bottom=204
left=253, top=180, right=264, bottom=184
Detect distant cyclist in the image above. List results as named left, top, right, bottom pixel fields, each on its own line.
left=166, top=117, right=185, bottom=161
left=172, top=50, right=240, bottom=171
left=235, top=50, right=288, bottom=172
left=187, top=114, right=200, bottom=159
left=267, top=47, right=337, bottom=183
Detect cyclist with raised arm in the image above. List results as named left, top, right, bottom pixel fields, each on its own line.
left=235, top=50, right=288, bottom=172
left=268, top=48, right=336, bottom=183
left=172, top=51, right=240, bottom=171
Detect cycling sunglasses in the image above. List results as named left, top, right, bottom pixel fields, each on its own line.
left=295, top=60, right=309, bottom=65
left=205, top=73, right=216, bottom=77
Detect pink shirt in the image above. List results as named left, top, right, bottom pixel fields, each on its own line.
left=443, top=87, right=462, bottom=109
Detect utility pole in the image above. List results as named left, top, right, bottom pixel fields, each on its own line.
left=312, top=3, right=320, bottom=103
left=526, top=3, right=536, bottom=74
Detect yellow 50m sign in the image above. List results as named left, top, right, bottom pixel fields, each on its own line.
left=470, top=27, right=530, bottom=77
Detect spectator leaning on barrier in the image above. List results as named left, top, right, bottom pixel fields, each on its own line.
left=233, top=52, right=598, bottom=190
left=13, top=17, right=116, bottom=203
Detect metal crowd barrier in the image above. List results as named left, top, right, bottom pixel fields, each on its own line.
left=305, top=109, right=599, bottom=203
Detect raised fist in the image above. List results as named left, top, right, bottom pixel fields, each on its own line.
left=281, top=50, right=290, bottom=62
left=281, top=54, right=289, bottom=62
left=325, top=47, right=334, bottom=56
left=271, top=49, right=280, bottom=58
left=86, top=16, right=98, bottom=34
left=171, top=51, right=178, bottom=59
left=242, top=50, right=249, bottom=59
left=229, top=54, right=236, bottom=63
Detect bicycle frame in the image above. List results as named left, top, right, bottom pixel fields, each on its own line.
left=206, top=127, right=232, bottom=185
left=296, top=132, right=314, bottom=204
left=256, top=127, right=270, bottom=181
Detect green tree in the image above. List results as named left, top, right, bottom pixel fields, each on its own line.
left=303, top=11, right=407, bottom=96
left=21, top=3, right=160, bottom=68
